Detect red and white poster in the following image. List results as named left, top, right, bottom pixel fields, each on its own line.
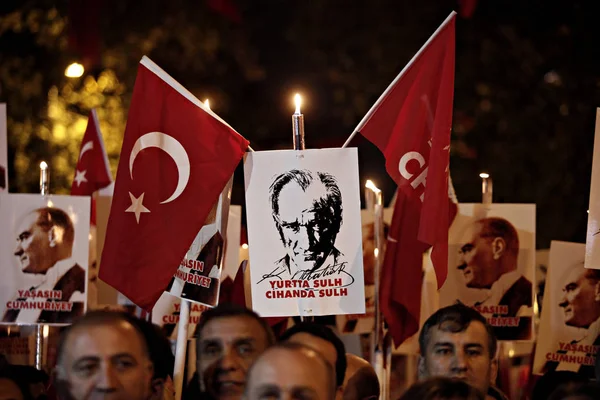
left=439, top=204, right=535, bottom=341
left=244, top=148, right=364, bottom=317
left=533, top=241, right=599, bottom=378
left=0, top=193, right=90, bottom=325
left=0, top=103, right=7, bottom=191
left=165, top=178, right=232, bottom=307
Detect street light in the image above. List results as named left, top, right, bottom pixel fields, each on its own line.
left=65, top=62, right=84, bottom=78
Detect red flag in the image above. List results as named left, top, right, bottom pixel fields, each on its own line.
left=71, top=109, right=112, bottom=196
left=99, top=57, right=249, bottom=310
left=347, top=13, right=456, bottom=345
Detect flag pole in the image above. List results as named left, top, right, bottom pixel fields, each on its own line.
left=292, top=93, right=311, bottom=321
left=35, top=161, right=50, bottom=371
left=341, top=11, right=457, bottom=149
left=365, top=180, right=390, bottom=398
left=173, top=299, right=190, bottom=400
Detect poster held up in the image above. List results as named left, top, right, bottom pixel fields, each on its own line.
left=244, top=148, right=365, bottom=317
left=0, top=193, right=90, bottom=325
left=533, top=241, right=599, bottom=378
left=165, top=178, right=233, bottom=307
left=585, top=109, right=600, bottom=271
left=439, top=203, right=535, bottom=341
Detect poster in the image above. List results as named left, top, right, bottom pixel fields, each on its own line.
left=533, top=241, right=600, bottom=378
left=165, top=178, right=232, bottom=307
left=222, top=205, right=241, bottom=280
left=336, top=208, right=393, bottom=334
left=244, top=148, right=365, bottom=317
left=0, top=193, right=90, bottom=325
left=439, top=203, right=535, bottom=341
left=585, top=109, right=600, bottom=271
left=0, top=104, right=7, bottom=191
left=151, top=292, right=208, bottom=340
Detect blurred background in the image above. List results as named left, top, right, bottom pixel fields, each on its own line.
left=1, top=0, right=599, bottom=249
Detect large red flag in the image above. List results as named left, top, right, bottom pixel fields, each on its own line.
left=346, top=13, right=456, bottom=345
left=99, top=57, right=249, bottom=310
left=71, top=109, right=112, bottom=196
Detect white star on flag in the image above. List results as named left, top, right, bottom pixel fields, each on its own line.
left=74, top=170, right=88, bottom=187
left=126, top=192, right=150, bottom=223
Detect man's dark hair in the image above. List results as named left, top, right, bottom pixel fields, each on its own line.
left=0, top=368, right=34, bottom=400
left=35, top=207, right=75, bottom=246
left=195, top=303, right=276, bottom=353
left=280, top=322, right=347, bottom=387
left=532, top=370, right=587, bottom=400
left=56, top=310, right=150, bottom=372
left=419, top=303, right=497, bottom=358
left=400, top=377, right=484, bottom=400
left=246, top=341, right=336, bottom=400
left=478, top=217, right=519, bottom=256
left=125, top=316, right=174, bottom=381
left=547, top=382, right=600, bottom=400
left=269, top=169, right=343, bottom=240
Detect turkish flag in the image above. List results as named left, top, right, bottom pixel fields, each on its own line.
left=71, top=109, right=112, bottom=196
left=99, top=57, right=249, bottom=310
left=353, top=13, right=456, bottom=345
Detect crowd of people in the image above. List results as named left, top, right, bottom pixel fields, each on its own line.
left=1, top=302, right=600, bottom=400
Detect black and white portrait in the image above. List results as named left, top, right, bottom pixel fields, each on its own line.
left=244, top=148, right=364, bottom=317
left=269, top=169, right=343, bottom=279
left=0, top=194, right=90, bottom=325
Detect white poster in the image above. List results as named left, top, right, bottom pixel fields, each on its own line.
left=0, top=104, right=7, bottom=191
left=244, top=148, right=365, bottom=317
left=585, top=109, right=600, bottom=271
left=0, top=193, right=90, bottom=325
left=165, top=178, right=232, bottom=307
left=533, top=241, right=599, bottom=378
left=440, top=204, right=535, bottom=341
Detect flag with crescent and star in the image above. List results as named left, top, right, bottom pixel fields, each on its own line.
left=71, top=109, right=112, bottom=196
left=99, top=56, right=250, bottom=310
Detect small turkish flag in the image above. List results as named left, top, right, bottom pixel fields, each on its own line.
left=99, top=56, right=249, bottom=310
left=71, top=109, right=112, bottom=196
left=351, top=12, right=456, bottom=346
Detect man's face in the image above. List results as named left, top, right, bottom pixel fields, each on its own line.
left=276, top=182, right=337, bottom=272
left=14, top=212, right=54, bottom=274
left=59, top=321, right=153, bottom=400
left=559, top=268, right=600, bottom=328
left=419, top=321, right=496, bottom=396
left=197, top=316, right=271, bottom=400
left=456, top=223, right=497, bottom=289
left=244, top=348, right=332, bottom=400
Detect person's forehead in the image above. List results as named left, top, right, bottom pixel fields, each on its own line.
left=201, top=315, right=265, bottom=342
left=428, top=321, right=490, bottom=350
left=250, top=348, right=328, bottom=391
left=0, top=378, right=23, bottom=399
left=278, top=181, right=328, bottom=220
left=65, top=321, right=146, bottom=361
left=287, top=332, right=337, bottom=366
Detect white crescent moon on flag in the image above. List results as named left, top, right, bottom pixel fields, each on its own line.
left=129, top=132, right=190, bottom=204
left=79, top=141, right=94, bottom=160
